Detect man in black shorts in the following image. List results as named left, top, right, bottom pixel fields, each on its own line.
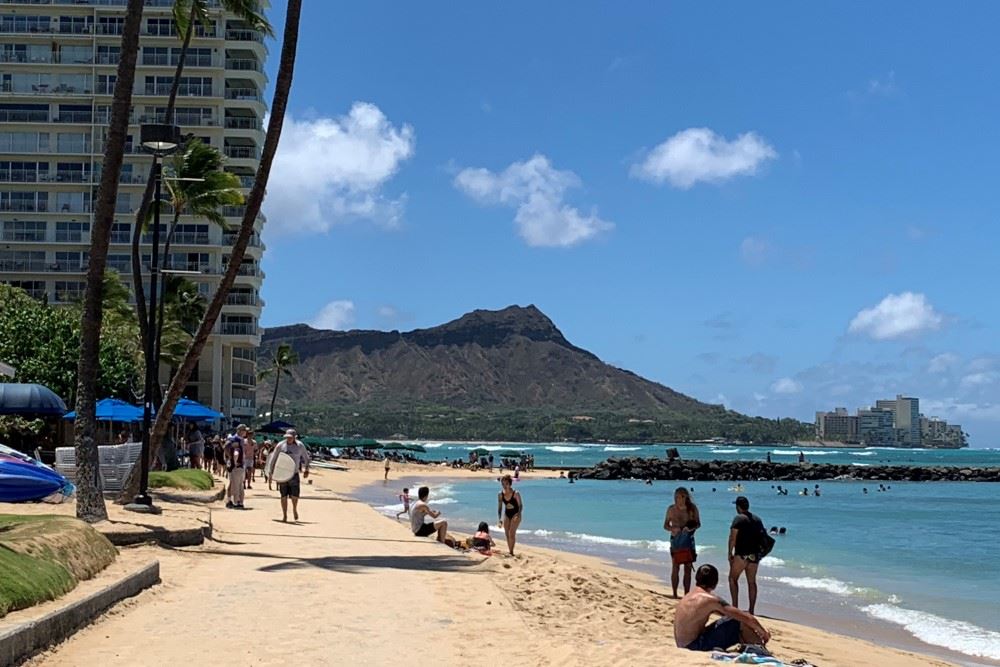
left=674, top=564, right=770, bottom=650
left=409, top=486, right=448, bottom=543
left=728, top=496, right=767, bottom=613
left=265, top=429, right=310, bottom=522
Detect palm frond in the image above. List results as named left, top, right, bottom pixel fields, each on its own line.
left=222, top=0, right=275, bottom=37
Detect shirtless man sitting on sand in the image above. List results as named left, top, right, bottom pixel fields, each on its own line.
left=674, top=564, right=771, bottom=652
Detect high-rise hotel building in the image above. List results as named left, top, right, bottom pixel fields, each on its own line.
left=0, top=0, right=268, bottom=423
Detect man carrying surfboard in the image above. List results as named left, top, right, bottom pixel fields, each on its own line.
left=265, top=429, right=311, bottom=523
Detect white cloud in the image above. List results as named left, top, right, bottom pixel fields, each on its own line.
left=928, top=352, right=959, bottom=374
left=848, top=292, right=943, bottom=341
left=264, top=103, right=415, bottom=235
left=960, top=372, right=999, bottom=389
left=630, top=128, right=777, bottom=189
left=771, top=377, right=803, bottom=394
left=740, top=236, right=771, bottom=266
left=454, top=154, right=613, bottom=247
left=867, top=70, right=898, bottom=97
left=311, top=300, right=355, bottom=331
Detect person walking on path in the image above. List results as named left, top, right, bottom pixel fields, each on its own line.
left=410, top=486, right=449, bottom=543
left=497, top=474, right=523, bottom=556
left=728, top=496, right=768, bottom=613
left=186, top=424, right=205, bottom=470
left=243, top=430, right=257, bottom=490
left=265, top=429, right=311, bottom=522
left=384, top=455, right=391, bottom=480
left=665, top=487, right=701, bottom=598
left=225, top=425, right=248, bottom=509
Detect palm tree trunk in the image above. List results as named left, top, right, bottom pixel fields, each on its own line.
left=74, top=0, right=144, bottom=522
left=269, top=371, right=281, bottom=421
left=130, top=5, right=196, bottom=367
left=117, top=0, right=303, bottom=503
left=154, top=210, right=182, bottom=381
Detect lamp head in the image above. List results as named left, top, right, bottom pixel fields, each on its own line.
left=140, top=123, right=181, bottom=156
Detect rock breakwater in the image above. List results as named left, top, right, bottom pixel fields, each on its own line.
left=577, top=457, right=1000, bottom=482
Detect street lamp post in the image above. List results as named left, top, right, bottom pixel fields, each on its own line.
left=125, top=123, right=180, bottom=514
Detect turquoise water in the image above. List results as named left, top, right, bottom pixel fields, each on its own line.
left=355, top=449, right=1000, bottom=664
left=410, top=441, right=1000, bottom=469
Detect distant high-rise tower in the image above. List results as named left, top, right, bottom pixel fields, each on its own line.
left=0, top=0, right=268, bottom=423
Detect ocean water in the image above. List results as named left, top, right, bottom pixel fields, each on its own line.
left=409, top=441, right=1000, bottom=469
left=356, top=469, right=1000, bottom=665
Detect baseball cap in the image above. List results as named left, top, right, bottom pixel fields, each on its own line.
left=284, top=428, right=297, bottom=437
left=236, top=423, right=249, bottom=431
left=733, top=496, right=750, bottom=510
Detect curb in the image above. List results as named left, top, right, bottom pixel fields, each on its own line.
left=102, top=525, right=206, bottom=547
left=0, top=560, right=160, bottom=667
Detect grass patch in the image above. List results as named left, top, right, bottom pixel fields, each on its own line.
left=0, top=514, right=117, bottom=618
left=148, top=468, right=214, bottom=491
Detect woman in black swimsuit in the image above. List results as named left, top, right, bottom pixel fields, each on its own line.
left=496, top=474, right=523, bottom=556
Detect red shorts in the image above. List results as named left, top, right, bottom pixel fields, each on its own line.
left=671, top=548, right=696, bottom=565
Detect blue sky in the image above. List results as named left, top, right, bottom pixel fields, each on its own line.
left=257, top=2, right=1000, bottom=445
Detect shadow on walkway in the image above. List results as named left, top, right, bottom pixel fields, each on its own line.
left=258, top=554, right=480, bottom=575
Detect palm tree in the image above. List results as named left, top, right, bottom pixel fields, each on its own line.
left=152, top=138, right=243, bottom=375
left=130, top=0, right=271, bottom=365
left=73, top=0, right=145, bottom=523
left=118, top=0, right=302, bottom=503
left=259, top=343, right=299, bottom=422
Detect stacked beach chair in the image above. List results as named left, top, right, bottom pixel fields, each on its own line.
left=54, top=442, right=143, bottom=493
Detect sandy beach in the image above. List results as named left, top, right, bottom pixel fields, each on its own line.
left=21, top=460, right=954, bottom=667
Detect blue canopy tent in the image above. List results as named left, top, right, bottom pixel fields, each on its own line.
left=0, top=383, right=67, bottom=416
left=63, top=398, right=143, bottom=423
left=172, top=397, right=223, bottom=422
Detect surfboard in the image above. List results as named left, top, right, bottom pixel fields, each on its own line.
left=270, top=451, right=297, bottom=483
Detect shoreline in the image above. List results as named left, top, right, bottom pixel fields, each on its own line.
left=381, top=437, right=968, bottom=451
left=351, top=462, right=997, bottom=667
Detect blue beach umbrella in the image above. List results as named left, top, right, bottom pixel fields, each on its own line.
left=171, top=397, right=223, bottom=421
left=0, top=383, right=67, bottom=416
left=63, top=397, right=143, bottom=422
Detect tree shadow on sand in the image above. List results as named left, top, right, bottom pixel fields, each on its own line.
left=254, top=554, right=481, bottom=575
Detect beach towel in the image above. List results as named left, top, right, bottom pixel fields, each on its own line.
left=670, top=529, right=697, bottom=565
left=709, top=651, right=787, bottom=665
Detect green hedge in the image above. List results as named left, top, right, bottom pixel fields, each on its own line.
left=148, top=469, right=214, bottom=491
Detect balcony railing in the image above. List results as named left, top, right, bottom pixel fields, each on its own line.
left=224, top=145, right=258, bottom=159
left=0, top=260, right=47, bottom=272
left=54, top=230, right=88, bottom=243
left=221, top=323, right=256, bottom=336
left=0, top=109, right=49, bottom=122
left=231, top=398, right=255, bottom=410
left=225, top=87, right=262, bottom=102
left=224, top=116, right=259, bottom=130
left=109, top=231, right=131, bottom=243
left=225, top=292, right=258, bottom=306
left=0, top=231, right=46, bottom=242
left=221, top=205, right=246, bottom=217
left=53, top=111, right=93, bottom=123
left=143, top=83, right=217, bottom=97
left=225, top=58, right=261, bottom=72
left=5, top=83, right=93, bottom=96
left=225, top=29, right=263, bottom=43
left=222, top=232, right=261, bottom=248
left=231, top=372, right=256, bottom=386
left=0, top=201, right=48, bottom=212
left=0, top=170, right=48, bottom=183
left=142, top=53, right=215, bottom=68
left=169, top=232, right=210, bottom=245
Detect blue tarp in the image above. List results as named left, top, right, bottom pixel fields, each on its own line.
left=0, top=383, right=67, bottom=416
left=0, top=444, right=74, bottom=503
left=63, top=398, right=143, bottom=423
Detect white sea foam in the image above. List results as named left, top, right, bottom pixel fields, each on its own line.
left=862, top=604, right=1000, bottom=660
left=851, top=462, right=872, bottom=467
left=604, top=446, right=641, bottom=452
left=529, top=529, right=717, bottom=554
left=421, top=443, right=444, bottom=448
left=774, top=576, right=860, bottom=596
left=760, top=556, right=786, bottom=567
left=547, top=446, right=584, bottom=453
left=709, top=448, right=739, bottom=454
left=851, top=451, right=875, bottom=456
